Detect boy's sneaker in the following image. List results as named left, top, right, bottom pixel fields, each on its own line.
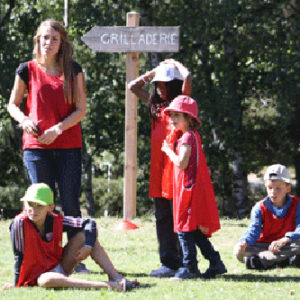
left=244, top=255, right=265, bottom=270
left=170, top=267, right=201, bottom=281
left=202, top=260, right=227, bottom=279
left=289, top=254, right=300, bottom=267
left=73, top=262, right=91, bottom=274
left=150, top=265, right=177, bottom=278
left=276, top=258, right=290, bottom=268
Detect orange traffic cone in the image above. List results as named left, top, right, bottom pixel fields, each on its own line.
left=114, top=219, right=139, bottom=231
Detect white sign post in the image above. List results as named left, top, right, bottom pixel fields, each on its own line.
left=82, top=12, right=180, bottom=228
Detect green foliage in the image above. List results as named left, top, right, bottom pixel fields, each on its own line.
left=88, top=177, right=123, bottom=217
left=0, top=185, right=24, bottom=217
left=1, top=0, right=300, bottom=216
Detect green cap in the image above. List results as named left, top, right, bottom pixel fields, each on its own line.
left=21, top=183, right=54, bottom=206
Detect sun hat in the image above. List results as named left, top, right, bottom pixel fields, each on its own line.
left=21, top=183, right=54, bottom=206
left=164, top=95, right=201, bottom=124
left=264, top=164, right=291, bottom=183
left=151, top=64, right=184, bottom=82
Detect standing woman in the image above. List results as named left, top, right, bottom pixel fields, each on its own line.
left=7, top=19, right=86, bottom=218
left=128, top=59, right=192, bottom=277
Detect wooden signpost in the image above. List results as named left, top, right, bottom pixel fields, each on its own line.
left=81, top=12, right=180, bottom=226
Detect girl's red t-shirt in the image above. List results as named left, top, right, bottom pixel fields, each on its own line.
left=22, top=61, right=82, bottom=150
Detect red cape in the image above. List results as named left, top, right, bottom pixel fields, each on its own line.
left=173, top=130, right=220, bottom=236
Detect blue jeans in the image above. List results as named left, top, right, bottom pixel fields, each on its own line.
left=23, top=148, right=82, bottom=217
left=154, top=197, right=182, bottom=270
left=178, top=230, right=219, bottom=271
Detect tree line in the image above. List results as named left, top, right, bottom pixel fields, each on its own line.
left=0, top=0, right=299, bottom=218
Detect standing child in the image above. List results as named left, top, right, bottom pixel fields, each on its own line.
left=234, top=164, right=300, bottom=270
left=128, top=59, right=192, bottom=277
left=161, top=95, right=227, bottom=280
left=2, top=183, right=139, bottom=291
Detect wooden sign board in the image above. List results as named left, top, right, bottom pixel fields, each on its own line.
left=81, top=26, right=180, bottom=52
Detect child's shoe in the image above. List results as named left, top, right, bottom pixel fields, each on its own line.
left=73, top=262, right=91, bottom=274
left=170, top=267, right=201, bottom=280
left=150, top=265, right=177, bottom=277
left=244, top=255, right=265, bottom=270
left=116, top=278, right=140, bottom=291
left=202, top=256, right=227, bottom=279
left=289, top=254, right=300, bottom=267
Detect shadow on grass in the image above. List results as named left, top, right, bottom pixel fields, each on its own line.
left=87, top=270, right=149, bottom=277
left=223, top=273, right=300, bottom=282
left=53, top=283, right=154, bottom=292
left=119, top=271, right=149, bottom=278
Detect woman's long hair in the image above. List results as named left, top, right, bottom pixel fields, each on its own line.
left=149, top=79, right=183, bottom=119
left=33, top=19, right=75, bottom=104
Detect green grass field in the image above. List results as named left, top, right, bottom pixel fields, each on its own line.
left=1, top=217, right=300, bottom=299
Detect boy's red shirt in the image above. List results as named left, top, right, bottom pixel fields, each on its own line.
left=17, top=212, right=63, bottom=287
left=257, top=195, right=300, bottom=243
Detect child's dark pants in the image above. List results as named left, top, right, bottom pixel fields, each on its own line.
left=178, top=229, right=220, bottom=272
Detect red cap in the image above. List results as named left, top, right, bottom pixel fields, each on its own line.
left=164, top=95, right=201, bottom=124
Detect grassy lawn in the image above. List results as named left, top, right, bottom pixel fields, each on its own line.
left=1, top=216, right=300, bottom=299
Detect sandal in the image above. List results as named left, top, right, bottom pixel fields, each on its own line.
left=117, top=278, right=140, bottom=291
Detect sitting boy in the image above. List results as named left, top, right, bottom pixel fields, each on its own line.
left=2, top=183, right=138, bottom=291
left=234, top=164, right=300, bottom=269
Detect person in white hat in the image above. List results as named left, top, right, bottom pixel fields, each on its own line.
left=128, top=59, right=191, bottom=277
left=234, top=164, right=300, bottom=269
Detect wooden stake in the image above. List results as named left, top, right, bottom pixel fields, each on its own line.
left=124, top=12, right=140, bottom=220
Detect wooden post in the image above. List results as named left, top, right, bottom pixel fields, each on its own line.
left=81, top=16, right=179, bottom=226
left=124, top=12, right=139, bottom=220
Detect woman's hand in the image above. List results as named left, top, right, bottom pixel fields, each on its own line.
left=37, top=124, right=62, bottom=145
left=21, top=118, right=39, bottom=136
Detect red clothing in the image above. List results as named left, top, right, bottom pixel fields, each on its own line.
left=257, top=196, right=300, bottom=243
left=173, top=130, right=220, bottom=236
left=22, top=60, right=82, bottom=150
left=17, top=212, right=63, bottom=287
left=149, top=107, right=173, bottom=199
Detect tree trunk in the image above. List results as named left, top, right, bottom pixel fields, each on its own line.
left=295, top=152, right=300, bottom=197
left=291, top=103, right=300, bottom=197
left=232, top=150, right=248, bottom=218
left=221, top=160, right=236, bottom=217
left=223, top=19, right=248, bottom=218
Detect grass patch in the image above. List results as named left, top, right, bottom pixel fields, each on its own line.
left=1, top=217, right=300, bottom=299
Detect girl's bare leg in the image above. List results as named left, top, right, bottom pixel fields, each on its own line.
left=60, top=231, right=122, bottom=280
left=59, top=230, right=138, bottom=288
left=37, top=272, right=123, bottom=291
left=90, top=240, right=123, bottom=281
left=60, top=231, right=86, bottom=275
